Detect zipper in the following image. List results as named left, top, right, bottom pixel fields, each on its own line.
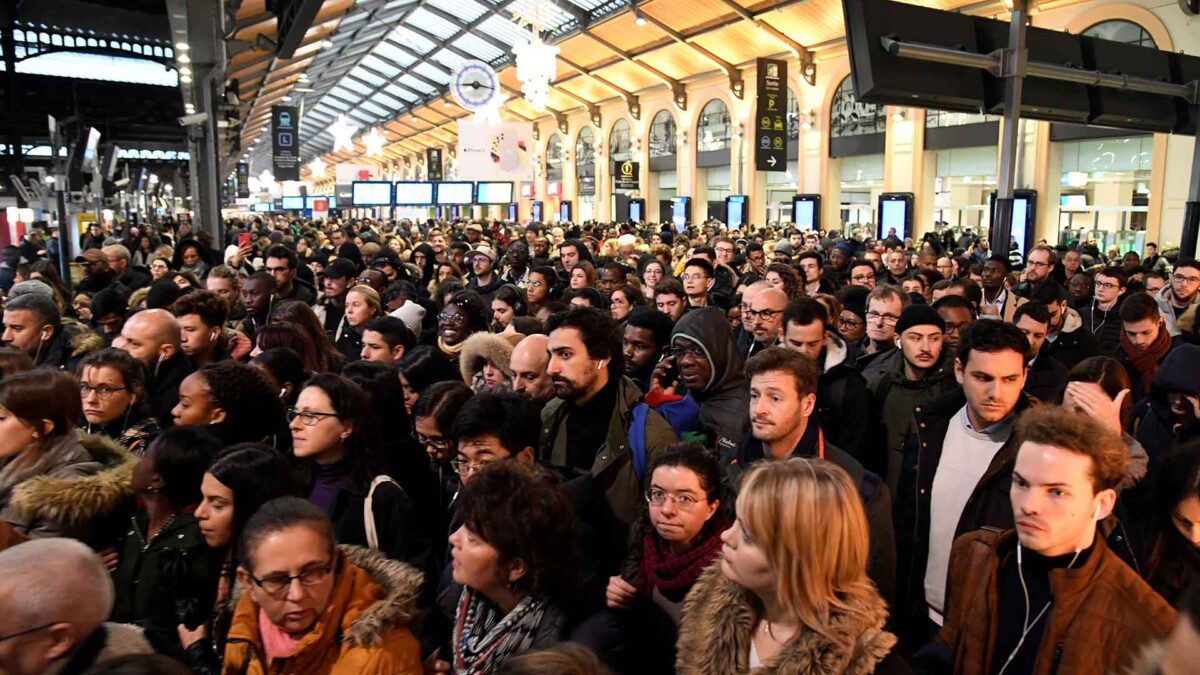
left=1049, top=641, right=1064, bottom=675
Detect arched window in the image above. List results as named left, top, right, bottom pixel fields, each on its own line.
left=648, top=110, right=676, bottom=159
left=576, top=127, right=595, bottom=169
left=546, top=134, right=563, bottom=181
left=697, top=99, right=730, bottom=153
left=609, top=119, right=631, bottom=162
left=1082, top=20, right=1156, bottom=48
left=830, top=76, right=886, bottom=138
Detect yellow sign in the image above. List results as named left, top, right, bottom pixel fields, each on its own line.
left=74, top=212, right=97, bottom=235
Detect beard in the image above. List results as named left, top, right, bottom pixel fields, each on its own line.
left=552, top=374, right=591, bottom=401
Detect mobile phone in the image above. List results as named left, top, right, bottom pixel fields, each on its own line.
left=238, top=233, right=251, bottom=248
left=659, top=352, right=679, bottom=384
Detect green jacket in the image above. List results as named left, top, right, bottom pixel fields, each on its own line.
left=539, top=376, right=677, bottom=527
left=110, top=511, right=223, bottom=658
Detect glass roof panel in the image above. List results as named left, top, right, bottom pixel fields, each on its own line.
left=386, top=83, right=419, bottom=101
left=372, top=92, right=405, bottom=109
left=427, top=0, right=489, bottom=22
left=358, top=100, right=392, bottom=117
left=412, top=62, right=451, bottom=84
left=347, top=66, right=386, bottom=88
left=327, top=85, right=363, bottom=103
left=397, top=74, right=435, bottom=95
left=453, top=33, right=504, bottom=61
left=370, top=43, right=415, bottom=68
left=405, top=7, right=462, bottom=41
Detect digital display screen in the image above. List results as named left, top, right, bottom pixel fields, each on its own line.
left=352, top=182, right=393, bottom=206
left=507, top=203, right=517, bottom=221
left=630, top=201, right=643, bottom=223
left=559, top=202, right=571, bottom=222
left=1061, top=194, right=1087, bottom=208
left=794, top=200, right=815, bottom=230
left=879, top=199, right=908, bottom=239
left=1011, top=197, right=1029, bottom=257
left=281, top=196, right=306, bottom=210
left=531, top=202, right=542, bottom=222
left=476, top=182, right=514, bottom=205
left=436, top=182, right=473, bottom=205
left=394, top=182, right=434, bottom=205
left=672, top=197, right=689, bottom=233
left=727, top=196, right=747, bottom=228
left=305, top=196, right=336, bottom=209
left=253, top=202, right=271, bottom=212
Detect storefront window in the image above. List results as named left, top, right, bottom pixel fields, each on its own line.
left=649, top=109, right=676, bottom=159
left=609, top=119, right=631, bottom=162
left=830, top=76, right=886, bottom=138
left=576, top=127, right=596, bottom=221
left=1058, top=135, right=1152, bottom=251
left=697, top=99, right=730, bottom=152
left=546, top=134, right=563, bottom=181
left=648, top=110, right=677, bottom=221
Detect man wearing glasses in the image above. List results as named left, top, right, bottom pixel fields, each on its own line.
left=1014, top=245, right=1059, bottom=298
left=745, top=288, right=788, bottom=357
left=263, top=244, right=315, bottom=305
left=466, top=245, right=503, bottom=299
left=1154, top=259, right=1200, bottom=338
left=680, top=258, right=714, bottom=309
left=849, top=259, right=878, bottom=290
left=857, top=285, right=910, bottom=367
left=663, top=307, right=750, bottom=453
left=1083, top=266, right=1128, bottom=355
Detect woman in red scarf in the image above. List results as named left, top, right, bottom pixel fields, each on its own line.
left=587, top=442, right=730, bottom=674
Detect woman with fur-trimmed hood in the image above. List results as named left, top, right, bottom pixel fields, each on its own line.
left=458, top=331, right=524, bottom=393
left=676, top=459, right=907, bottom=674
left=0, top=370, right=135, bottom=543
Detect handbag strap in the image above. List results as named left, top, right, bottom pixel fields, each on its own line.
left=364, top=475, right=396, bottom=550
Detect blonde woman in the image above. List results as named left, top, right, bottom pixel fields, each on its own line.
left=677, top=459, right=904, bottom=674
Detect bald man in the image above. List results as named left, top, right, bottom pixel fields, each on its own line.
left=0, top=539, right=151, bottom=674
left=114, top=309, right=194, bottom=427
left=747, top=288, right=788, bottom=356
left=736, top=281, right=771, bottom=353
left=509, top=334, right=554, bottom=404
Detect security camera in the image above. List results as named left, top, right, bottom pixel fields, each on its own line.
left=178, top=112, right=209, bottom=127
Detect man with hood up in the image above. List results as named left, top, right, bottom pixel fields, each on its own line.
left=1133, top=343, right=1200, bottom=472
left=663, top=307, right=749, bottom=455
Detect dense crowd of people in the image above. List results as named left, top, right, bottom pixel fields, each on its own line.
left=0, top=214, right=1198, bottom=674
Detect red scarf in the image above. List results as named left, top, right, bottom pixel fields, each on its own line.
left=636, top=518, right=730, bottom=595
left=1121, top=324, right=1172, bottom=394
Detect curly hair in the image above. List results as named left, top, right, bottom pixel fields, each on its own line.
left=446, top=290, right=490, bottom=334
left=456, top=461, right=579, bottom=598
left=765, top=263, right=802, bottom=300
left=196, top=361, right=287, bottom=444
left=170, top=289, right=228, bottom=328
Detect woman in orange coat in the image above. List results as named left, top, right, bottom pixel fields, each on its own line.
left=221, top=497, right=423, bottom=674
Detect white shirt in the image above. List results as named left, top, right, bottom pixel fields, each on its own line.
left=924, top=405, right=1009, bottom=624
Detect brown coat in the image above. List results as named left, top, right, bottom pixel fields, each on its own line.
left=222, top=546, right=423, bottom=675
left=935, top=528, right=1176, bottom=675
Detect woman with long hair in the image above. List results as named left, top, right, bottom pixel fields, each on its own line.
left=570, top=261, right=598, bottom=292
left=610, top=284, right=644, bottom=322
left=172, top=240, right=212, bottom=282
left=764, top=263, right=802, bottom=301
left=398, top=345, right=459, bottom=415
left=676, top=459, right=904, bottom=673
left=252, top=324, right=319, bottom=373
left=638, top=257, right=666, bottom=291
left=335, top=284, right=382, bottom=363
left=269, top=299, right=344, bottom=373
left=290, top=374, right=428, bottom=570
left=250, top=347, right=309, bottom=409
left=490, top=285, right=526, bottom=333
left=76, top=348, right=161, bottom=455
left=1142, top=441, right=1200, bottom=606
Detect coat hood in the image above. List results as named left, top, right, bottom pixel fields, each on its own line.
left=458, top=331, right=518, bottom=382
left=671, top=307, right=746, bottom=394
left=7, top=433, right=135, bottom=529
left=66, top=319, right=106, bottom=357
left=823, top=332, right=850, bottom=373
left=676, top=564, right=896, bottom=674
left=1150, top=344, right=1200, bottom=397
left=1059, top=306, right=1084, bottom=335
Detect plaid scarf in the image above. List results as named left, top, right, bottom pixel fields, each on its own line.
left=452, top=587, right=547, bottom=674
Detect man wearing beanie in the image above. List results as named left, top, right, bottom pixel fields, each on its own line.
left=863, top=304, right=955, bottom=492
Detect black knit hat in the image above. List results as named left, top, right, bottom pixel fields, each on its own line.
left=895, top=303, right=946, bottom=335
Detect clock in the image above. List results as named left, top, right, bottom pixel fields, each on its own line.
left=451, top=60, right=500, bottom=111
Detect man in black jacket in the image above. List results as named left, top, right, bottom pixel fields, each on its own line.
left=1082, top=266, right=1127, bottom=355
left=1029, top=281, right=1099, bottom=370
left=894, top=319, right=1033, bottom=639
left=114, top=308, right=194, bottom=428
left=731, top=347, right=896, bottom=605
left=1014, top=302, right=1068, bottom=404
left=780, top=298, right=870, bottom=461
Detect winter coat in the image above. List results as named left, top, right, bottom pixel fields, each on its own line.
left=540, top=376, right=678, bottom=529
left=85, top=409, right=161, bottom=456
left=38, top=319, right=104, bottom=372
left=893, top=388, right=1034, bottom=627
left=1044, top=306, right=1100, bottom=370
left=1023, top=350, right=1068, bottom=404
left=676, top=564, right=906, bottom=674
left=222, top=545, right=424, bottom=675
left=1154, top=284, right=1200, bottom=338
left=813, top=335, right=872, bottom=462
left=731, top=426, right=897, bottom=607
left=1081, top=296, right=1124, bottom=355
left=932, top=528, right=1175, bottom=675
left=147, top=351, right=195, bottom=428
left=1134, top=343, right=1200, bottom=470
left=59, top=623, right=154, bottom=675
left=671, top=308, right=750, bottom=453
left=110, top=511, right=224, bottom=656
left=1, top=432, right=135, bottom=543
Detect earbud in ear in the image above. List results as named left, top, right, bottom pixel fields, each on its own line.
left=1093, top=504, right=1102, bottom=521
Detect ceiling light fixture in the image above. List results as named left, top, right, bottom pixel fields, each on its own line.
left=511, top=0, right=559, bottom=111
left=320, top=40, right=335, bottom=49
left=634, top=11, right=647, bottom=26
left=364, top=127, right=386, bottom=157
left=180, top=74, right=193, bottom=84
left=178, top=54, right=191, bottom=64
left=309, top=157, right=327, bottom=176
left=176, top=42, right=189, bottom=51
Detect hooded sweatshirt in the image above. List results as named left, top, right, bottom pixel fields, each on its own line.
left=671, top=308, right=749, bottom=454
left=1134, top=344, right=1200, bottom=470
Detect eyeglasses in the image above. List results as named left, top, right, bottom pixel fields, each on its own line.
left=528, top=280, right=544, bottom=288
left=248, top=562, right=333, bottom=596
left=715, top=246, right=734, bottom=254
left=416, top=432, right=451, bottom=452
left=437, top=312, right=465, bottom=326
left=680, top=273, right=708, bottom=282
left=0, top=622, right=56, bottom=643
left=450, top=457, right=493, bottom=476
left=645, top=487, right=703, bottom=511
left=866, top=310, right=900, bottom=325
left=1095, top=281, right=1122, bottom=291
left=943, top=321, right=972, bottom=335
left=851, top=274, right=875, bottom=283
left=287, top=408, right=340, bottom=426
left=1173, top=273, right=1200, bottom=285
left=79, top=383, right=128, bottom=401
left=668, top=344, right=706, bottom=361
left=836, top=317, right=864, bottom=329
left=745, top=307, right=783, bottom=321
left=265, top=266, right=292, bottom=275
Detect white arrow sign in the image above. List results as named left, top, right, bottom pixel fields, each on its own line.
left=767, top=155, right=777, bottom=167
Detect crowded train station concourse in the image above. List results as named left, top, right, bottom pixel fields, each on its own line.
left=0, top=0, right=1199, bottom=672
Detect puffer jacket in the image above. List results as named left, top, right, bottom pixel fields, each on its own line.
left=1082, top=296, right=1124, bottom=355
left=1, top=432, right=135, bottom=543
left=933, top=529, right=1175, bottom=675
left=676, top=564, right=905, bottom=674
left=221, top=545, right=423, bottom=674
left=813, top=333, right=872, bottom=462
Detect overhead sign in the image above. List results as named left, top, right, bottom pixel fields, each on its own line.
left=335, top=164, right=380, bottom=183
left=457, top=122, right=534, bottom=181
left=271, top=106, right=301, bottom=181
left=236, top=162, right=250, bottom=198
left=754, top=58, right=787, bottom=171
left=427, top=148, right=443, bottom=182
left=613, top=160, right=639, bottom=191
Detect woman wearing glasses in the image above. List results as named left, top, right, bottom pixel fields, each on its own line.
left=591, top=443, right=730, bottom=674
left=437, top=290, right=488, bottom=366
left=76, top=348, right=160, bottom=455
left=222, top=497, right=424, bottom=673
left=290, top=374, right=428, bottom=573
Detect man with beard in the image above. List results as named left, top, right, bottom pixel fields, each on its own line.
left=508, top=334, right=555, bottom=405
left=73, top=249, right=119, bottom=294
left=863, top=304, right=954, bottom=490
left=622, top=308, right=672, bottom=392
left=541, top=308, right=676, bottom=529
left=980, top=255, right=1024, bottom=321
left=1014, top=302, right=1068, bottom=404
left=1013, top=245, right=1059, bottom=298
left=1155, top=259, right=1200, bottom=338
left=746, top=287, right=787, bottom=356
left=1028, top=281, right=1098, bottom=370
left=1117, top=293, right=1178, bottom=404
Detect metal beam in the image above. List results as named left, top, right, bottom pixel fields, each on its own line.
left=579, top=30, right=687, bottom=110
left=635, top=7, right=744, bottom=99
left=557, top=54, right=641, bottom=119
left=710, top=0, right=815, bottom=85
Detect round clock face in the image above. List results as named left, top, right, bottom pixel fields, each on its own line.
left=452, top=60, right=499, bottom=111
